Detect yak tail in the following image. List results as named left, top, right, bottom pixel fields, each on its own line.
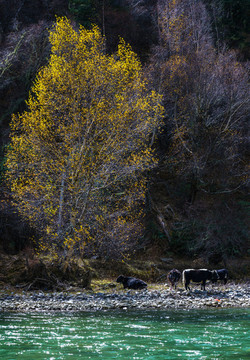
left=182, top=270, right=186, bottom=286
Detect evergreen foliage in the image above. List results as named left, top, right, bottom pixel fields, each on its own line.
left=68, top=0, right=97, bottom=28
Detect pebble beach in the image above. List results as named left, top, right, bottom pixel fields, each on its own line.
left=1, top=282, right=249, bottom=312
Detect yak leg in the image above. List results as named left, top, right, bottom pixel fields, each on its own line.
left=202, top=280, right=206, bottom=290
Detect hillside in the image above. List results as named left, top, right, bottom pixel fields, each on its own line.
left=0, top=0, right=249, bottom=276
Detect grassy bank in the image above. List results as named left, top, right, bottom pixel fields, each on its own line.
left=0, top=252, right=249, bottom=293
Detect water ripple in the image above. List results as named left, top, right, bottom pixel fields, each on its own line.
left=0, top=309, right=249, bottom=359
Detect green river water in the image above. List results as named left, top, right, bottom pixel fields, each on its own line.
left=0, top=309, right=249, bottom=359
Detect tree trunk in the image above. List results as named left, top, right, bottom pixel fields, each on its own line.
left=58, top=170, right=66, bottom=234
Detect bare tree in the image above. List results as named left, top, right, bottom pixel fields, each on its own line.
left=145, top=0, right=249, bottom=258
left=149, top=0, right=249, bottom=203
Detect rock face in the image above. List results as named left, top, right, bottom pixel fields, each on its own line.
left=0, top=283, right=249, bottom=312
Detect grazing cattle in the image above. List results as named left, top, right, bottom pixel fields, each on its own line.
left=212, top=269, right=228, bottom=285
left=116, top=275, right=147, bottom=290
left=167, top=269, right=181, bottom=289
left=182, top=269, right=219, bottom=291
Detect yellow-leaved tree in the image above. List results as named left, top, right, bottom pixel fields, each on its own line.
left=6, top=17, right=163, bottom=258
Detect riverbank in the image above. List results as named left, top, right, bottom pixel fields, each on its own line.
left=1, top=282, right=249, bottom=312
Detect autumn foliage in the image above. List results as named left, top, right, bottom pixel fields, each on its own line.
left=6, top=17, right=163, bottom=258
left=2, top=2, right=249, bottom=263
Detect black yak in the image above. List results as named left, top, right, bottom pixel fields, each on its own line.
left=182, top=269, right=219, bottom=290
left=212, top=269, right=229, bottom=285
left=167, top=269, right=181, bottom=289
left=116, top=275, right=147, bottom=290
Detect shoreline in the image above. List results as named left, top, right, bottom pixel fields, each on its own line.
left=1, top=282, right=249, bottom=312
